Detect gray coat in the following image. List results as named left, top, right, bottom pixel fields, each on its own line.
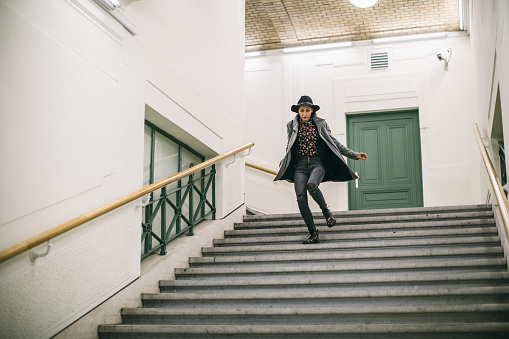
left=274, top=114, right=359, bottom=183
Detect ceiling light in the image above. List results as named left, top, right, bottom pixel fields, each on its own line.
left=373, top=32, right=446, bottom=44
left=95, top=0, right=120, bottom=11
left=349, top=0, right=379, bottom=8
left=93, top=0, right=137, bottom=35
left=245, top=51, right=263, bottom=58
left=282, top=42, right=353, bottom=54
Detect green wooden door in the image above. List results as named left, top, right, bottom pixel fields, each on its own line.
left=347, top=111, right=423, bottom=210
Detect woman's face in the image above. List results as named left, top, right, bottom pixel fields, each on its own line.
left=298, top=106, right=313, bottom=122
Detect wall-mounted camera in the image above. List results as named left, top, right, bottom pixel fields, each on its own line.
left=436, top=48, right=452, bottom=71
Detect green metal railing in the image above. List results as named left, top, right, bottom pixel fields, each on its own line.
left=142, top=121, right=216, bottom=259
left=141, top=163, right=215, bottom=260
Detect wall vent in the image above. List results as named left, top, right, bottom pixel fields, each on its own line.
left=370, top=51, right=389, bottom=71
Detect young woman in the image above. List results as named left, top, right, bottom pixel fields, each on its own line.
left=275, top=96, right=368, bottom=244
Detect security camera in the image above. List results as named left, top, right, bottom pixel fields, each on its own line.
left=436, top=49, right=452, bottom=71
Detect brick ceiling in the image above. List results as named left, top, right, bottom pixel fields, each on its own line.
left=245, top=0, right=461, bottom=52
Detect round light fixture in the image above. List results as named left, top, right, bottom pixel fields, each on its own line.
left=349, top=0, right=379, bottom=8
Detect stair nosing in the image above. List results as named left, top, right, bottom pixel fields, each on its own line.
left=98, top=322, right=509, bottom=334
left=122, top=303, right=509, bottom=316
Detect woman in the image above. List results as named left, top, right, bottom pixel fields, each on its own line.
left=275, top=96, right=368, bottom=244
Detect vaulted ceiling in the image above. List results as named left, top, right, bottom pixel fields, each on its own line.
left=245, top=0, right=462, bottom=52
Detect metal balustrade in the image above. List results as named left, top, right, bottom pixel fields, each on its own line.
left=141, top=164, right=215, bottom=259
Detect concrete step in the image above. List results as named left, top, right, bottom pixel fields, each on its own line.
left=190, top=246, right=504, bottom=267
left=202, top=236, right=502, bottom=256
left=243, top=208, right=493, bottom=222
left=187, top=255, right=504, bottom=271
left=140, top=286, right=509, bottom=308
left=229, top=219, right=496, bottom=236
left=174, top=258, right=507, bottom=280
left=242, top=204, right=492, bottom=223
left=216, top=227, right=499, bottom=246
left=98, top=323, right=509, bottom=338
left=97, top=204, right=508, bottom=338
left=119, top=304, right=509, bottom=325
left=237, top=211, right=495, bottom=230
left=234, top=213, right=494, bottom=230
left=160, top=271, right=509, bottom=292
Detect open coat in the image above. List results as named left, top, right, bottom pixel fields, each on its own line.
left=274, top=114, right=359, bottom=183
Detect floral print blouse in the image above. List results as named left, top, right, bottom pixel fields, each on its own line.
left=297, top=118, right=319, bottom=157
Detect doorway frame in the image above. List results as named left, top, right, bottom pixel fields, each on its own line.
left=346, top=109, right=424, bottom=210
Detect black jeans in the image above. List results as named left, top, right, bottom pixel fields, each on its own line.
left=294, top=156, right=328, bottom=233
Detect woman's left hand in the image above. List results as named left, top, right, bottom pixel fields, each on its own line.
left=357, top=153, right=368, bottom=161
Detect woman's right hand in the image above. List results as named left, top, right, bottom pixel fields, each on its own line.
left=357, top=153, right=368, bottom=161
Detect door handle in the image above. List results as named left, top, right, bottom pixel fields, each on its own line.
left=355, top=172, right=359, bottom=189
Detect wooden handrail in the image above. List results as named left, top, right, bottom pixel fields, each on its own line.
left=246, top=162, right=278, bottom=175
left=0, top=142, right=255, bottom=264
left=473, top=123, right=509, bottom=239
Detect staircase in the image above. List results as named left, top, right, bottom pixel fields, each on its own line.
left=98, top=204, right=509, bottom=338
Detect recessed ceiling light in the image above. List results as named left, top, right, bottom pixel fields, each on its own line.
left=349, top=0, right=379, bottom=8
left=372, top=32, right=446, bottom=44
left=282, top=42, right=353, bottom=54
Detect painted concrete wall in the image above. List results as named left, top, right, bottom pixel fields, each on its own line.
left=470, top=0, right=509, bottom=194
left=0, top=0, right=245, bottom=338
left=245, top=34, right=482, bottom=214
left=53, top=207, right=245, bottom=339
left=469, top=0, right=509, bottom=259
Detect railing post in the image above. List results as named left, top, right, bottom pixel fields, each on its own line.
left=212, top=164, right=216, bottom=220
left=160, top=186, right=167, bottom=255
left=176, top=145, right=183, bottom=234
left=188, top=172, right=195, bottom=236
left=201, top=168, right=206, bottom=219
left=143, top=201, right=152, bottom=255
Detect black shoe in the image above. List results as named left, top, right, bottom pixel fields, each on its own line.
left=303, top=230, right=319, bottom=244
left=323, top=208, right=336, bottom=228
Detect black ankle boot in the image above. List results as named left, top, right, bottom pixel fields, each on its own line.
left=322, top=208, right=336, bottom=228
left=303, top=230, right=319, bottom=244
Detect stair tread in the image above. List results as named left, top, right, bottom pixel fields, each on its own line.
left=142, top=286, right=509, bottom=300
left=122, top=303, right=509, bottom=316
left=237, top=219, right=496, bottom=229
left=98, top=322, right=509, bottom=334
left=217, top=227, right=499, bottom=245
left=243, top=204, right=492, bottom=221
left=162, top=271, right=509, bottom=287
left=242, top=210, right=494, bottom=225
left=202, top=236, right=502, bottom=254
left=192, top=247, right=503, bottom=264
left=231, top=220, right=497, bottom=234
left=176, top=258, right=507, bottom=275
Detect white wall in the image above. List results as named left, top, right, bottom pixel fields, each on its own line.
left=245, top=34, right=482, bottom=214
left=0, top=0, right=245, bottom=338
left=470, top=0, right=509, bottom=194
left=469, top=0, right=509, bottom=257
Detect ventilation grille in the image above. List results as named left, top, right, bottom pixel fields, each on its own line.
left=370, top=52, right=389, bottom=71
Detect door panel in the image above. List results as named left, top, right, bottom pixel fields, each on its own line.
left=361, top=127, right=383, bottom=184
left=347, top=111, right=423, bottom=210
left=388, top=125, right=409, bottom=181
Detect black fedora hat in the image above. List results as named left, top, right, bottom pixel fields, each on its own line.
left=291, top=95, right=320, bottom=113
